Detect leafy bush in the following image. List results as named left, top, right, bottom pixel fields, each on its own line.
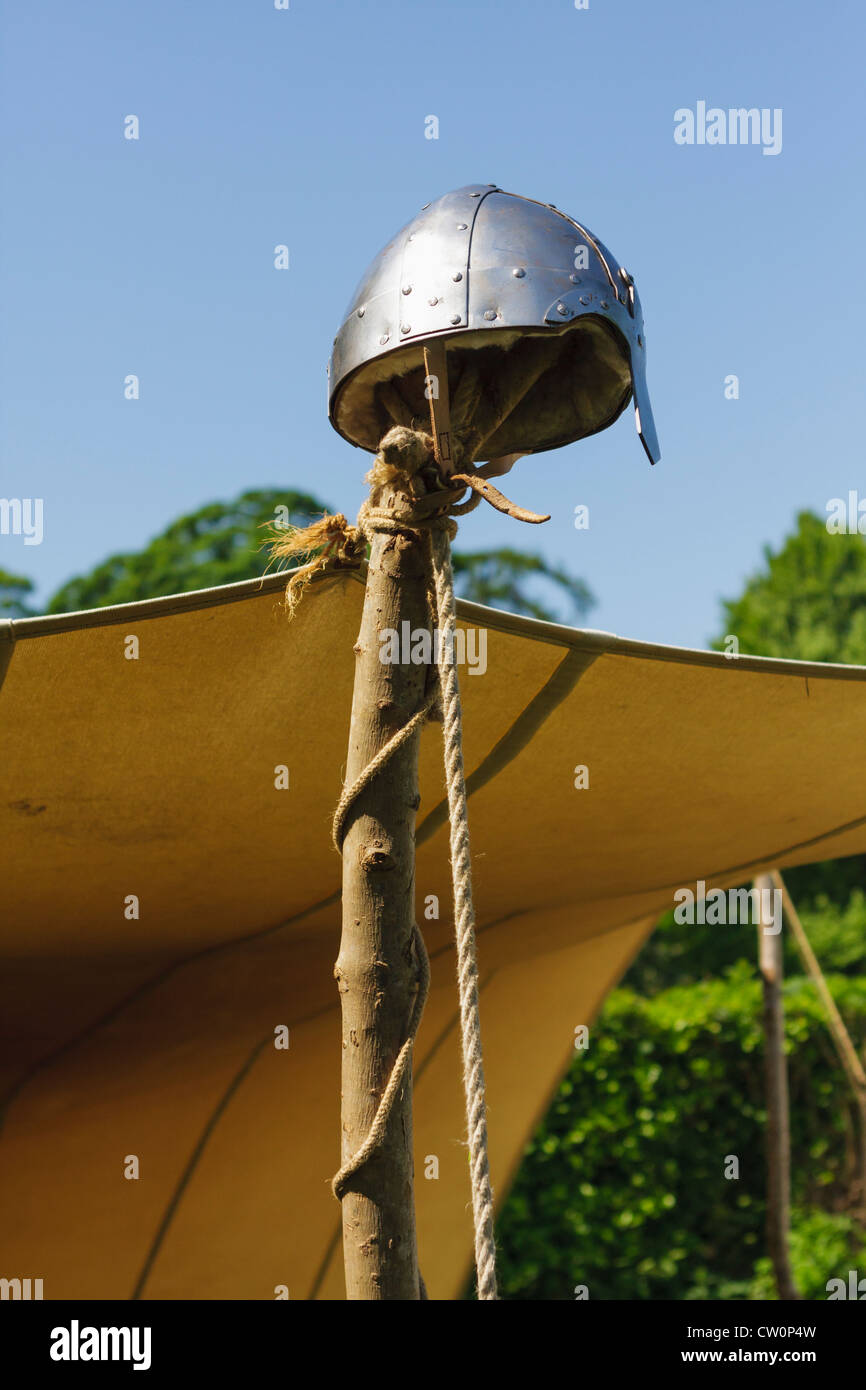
left=495, top=970, right=866, bottom=1300
left=749, top=1208, right=866, bottom=1300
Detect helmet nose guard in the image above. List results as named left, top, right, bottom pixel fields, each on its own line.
left=327, top=184, right=660, bottom=466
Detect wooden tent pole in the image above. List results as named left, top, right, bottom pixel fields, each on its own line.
left=332, top=349, right=455, bottom=1300
left=333, top=509, right=431, bottom=1300
left=754, top=873, right=800, bottom=1300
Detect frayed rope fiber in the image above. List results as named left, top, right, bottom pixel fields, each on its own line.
left=277, top=426, right=498, bottom=1301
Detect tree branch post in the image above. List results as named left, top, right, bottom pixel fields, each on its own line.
left=333, top=502, right=432, bottom=1300
left=755, top=872, right=800, bottom=1300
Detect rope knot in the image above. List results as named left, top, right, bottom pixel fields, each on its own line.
left=265, top=512, right=365, bottom=615
left=367, top=425, right=435, bottom=488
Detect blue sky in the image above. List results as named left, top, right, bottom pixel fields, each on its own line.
left=1, top=0, right=864, bottom=646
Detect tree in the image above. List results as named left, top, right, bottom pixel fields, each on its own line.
left=48, top=488, right=595, bottom=625
left=47, top=489, right=328, bottom=614
left=0, top=568, right=36, bottom=619
left=452, top=547, right=594, bottom=623
left=715, top=510, right=866, bottom=665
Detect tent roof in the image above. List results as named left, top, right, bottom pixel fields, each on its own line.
left=2, top=568, right=864, bottom=1299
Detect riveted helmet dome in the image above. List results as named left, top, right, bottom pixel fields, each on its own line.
left=328, top=184, right=659, bottom=465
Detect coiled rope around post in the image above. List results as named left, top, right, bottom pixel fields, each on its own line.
left=274, top=425, right=501, bottom=1299
left=330, top=682, right=435, bottom=1208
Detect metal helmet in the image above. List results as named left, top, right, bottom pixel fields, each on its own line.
left=327, top=184, right=660, bottom=465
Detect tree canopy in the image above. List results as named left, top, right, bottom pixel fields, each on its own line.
left=714, top=510, right=866, bottom=664
left=47, top=489, right=328, bottom=614
left=452, top=547, right=593, bottom=623
left=0, top=568, right=36, bottom=619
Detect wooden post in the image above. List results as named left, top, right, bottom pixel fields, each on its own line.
left=755, top=873, right=800, bottom=1300
left=333, top=511, right=431, bottom=1299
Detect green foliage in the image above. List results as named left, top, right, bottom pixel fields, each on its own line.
left=624, top=907, right=753, bottom=996
left=451, top=547, right=594, bottom=623
left=495, top=973, right=866, bottom=1300
left=0, top=567, right=37, bottom=618
left=45, top=488, right=594, bottom=625
left=47, top=489, right=329, bottom=613
left=784, top=858, right=866, bottom=916
left=714, top=510, right=866, bottom=665
left=750, top=1209, right=866, bottom=1300
left=626, top=890, right=866, bottom=996
left=788, top=890, right=866, bottom=975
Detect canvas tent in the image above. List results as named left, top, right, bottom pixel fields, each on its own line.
left=1, top=567, right=865, bottom=1300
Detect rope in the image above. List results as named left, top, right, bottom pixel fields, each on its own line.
left=329, top=911, right=430, bottom=1204
left=429, top=525, right=498, bottom=1301
left=331, top=686, right=439, bottom=858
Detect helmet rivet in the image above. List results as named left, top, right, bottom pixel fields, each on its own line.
left=402, top=286, right=412, bottom=295
left=512, top=267, right=526, bottom=278
left=400, top=324, right=411, bottom=334
left=452, top=272, right=463, bottom=282
left=450, top=314, right=461, bottom=325
left=470, top=192, right=481, bottom=197
left=557, top=302, right=568, bottom=315
left=421, top=203, right=430, bottom=210
left=570, top=274, right=581, bottom=284
left=457, top=223, right=468, bottom=230
left=408, top=233, right=415, bottom=241
left=579, top=296, right=589, bottom=306
left=483, top=309, right=497, bottom=321
left=379, top=334, right=390, bottom=345
left=600, top=300, right=609, bottom=309
left=357, top=306, right=366, bottom=317
left=428, top=296, right=438, bottom=306
left=638, top=334, right=643, bottom=347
